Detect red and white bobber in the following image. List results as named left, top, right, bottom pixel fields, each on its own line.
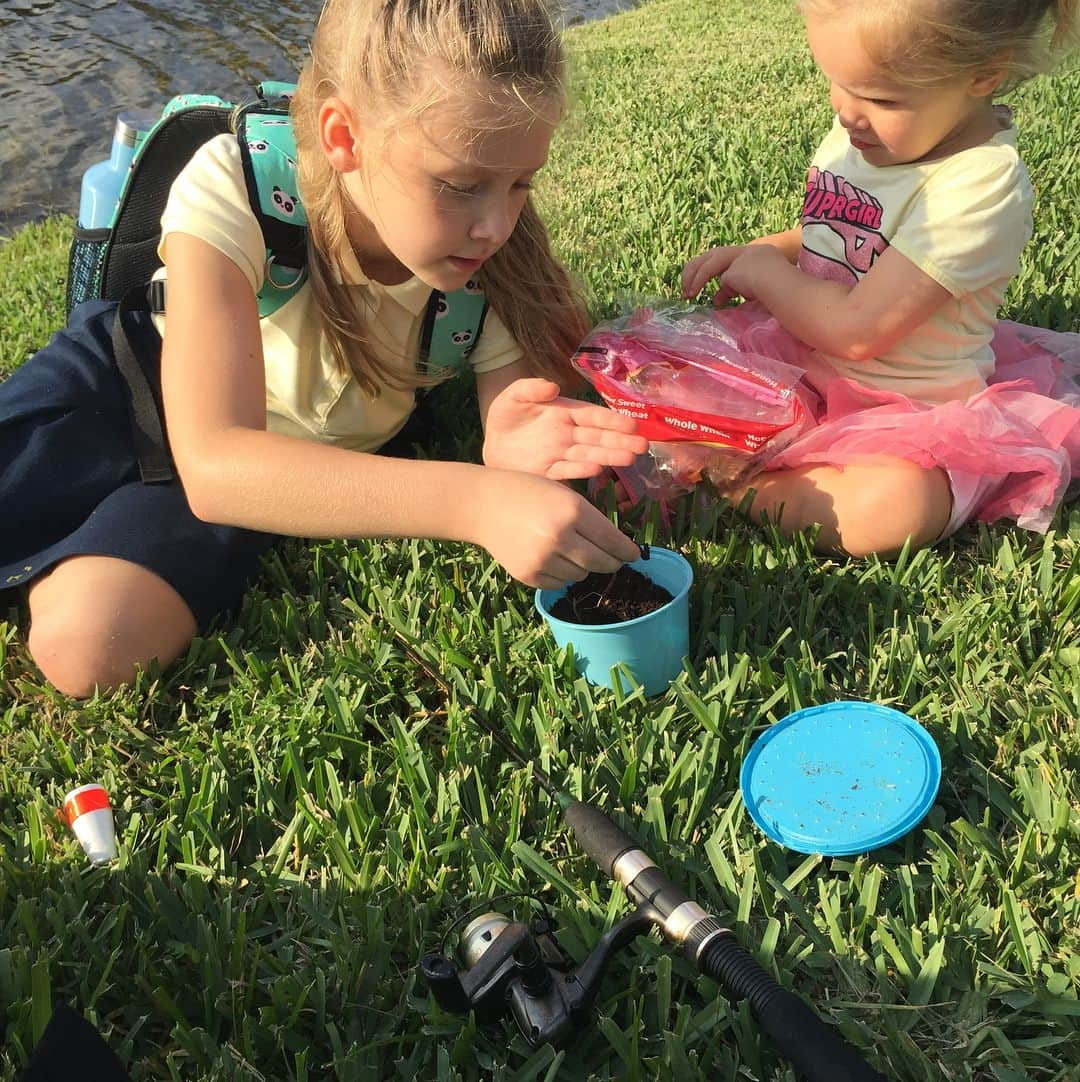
left=62, top=784, right=118, bottom=865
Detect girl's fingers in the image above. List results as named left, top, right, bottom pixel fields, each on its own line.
left=573, top=512, right=643, bottom=567
left=562, top=400, right=641, bottom=432
left=684, top=246, right=744, bottom=298
left=539, top=552, right=589, bottom=587
left=544, top=442, right=642, bottom=481
left=683, top=258, right=720, bottom=298
left=547, top=460, right=608, bottom=482
left=681, top=253, right=710, bottom=296
left=509, top=378, right=562, bottom=404
left=536, top=571, right=574, bottom=592
left=565, top=426, right=649, bottom=452
left=556, top=442, right=641, bottom=466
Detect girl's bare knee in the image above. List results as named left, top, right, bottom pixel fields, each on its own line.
left=843, top=463, right=952, bottom=557
left=740, top=461, right=952, bottom=557
left=25, top=559, right=197, bottom=697
left=27, top=616, right=134, bottom=698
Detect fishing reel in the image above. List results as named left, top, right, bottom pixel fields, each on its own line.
left=419, top=896, right=662, bottom=1048
left=417, top=803, right=887, bottom=1081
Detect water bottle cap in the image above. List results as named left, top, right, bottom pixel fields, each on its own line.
left=115, top=109, right=159, bottom=147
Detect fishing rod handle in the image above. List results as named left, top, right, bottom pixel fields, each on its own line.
left=563, top=802, right=886, bottom=1082
left=698, top=932, right=887, bottom=1082
left=563, top=800, right=638, bottom=876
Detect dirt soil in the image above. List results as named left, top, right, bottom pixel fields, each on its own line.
left=550, top=565, right=673, bottom=625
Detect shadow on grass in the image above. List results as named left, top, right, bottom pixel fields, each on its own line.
left=0, top=858, right=431, bottom=1080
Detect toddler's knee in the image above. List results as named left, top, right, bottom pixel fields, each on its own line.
left=27, top=615, right=135, bottom=698
left=844, top=463, right=952, bottom=557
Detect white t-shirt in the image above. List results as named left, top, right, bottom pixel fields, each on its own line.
left=799, top=114, right=1034, bottom=403
left=156, top=134, right=522, bottom=450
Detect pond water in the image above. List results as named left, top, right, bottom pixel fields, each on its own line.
left=0, top=0, right=636, bottom=234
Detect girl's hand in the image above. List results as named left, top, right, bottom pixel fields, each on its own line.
left=483, top=378, right=648, bottom=480
left=683, top=231, right=803, bottom=307
left=716, top=244, right=788, bottom=303
left=470, top=469, right=642, bottom=589
left=681, top=245, right=745, bottom=306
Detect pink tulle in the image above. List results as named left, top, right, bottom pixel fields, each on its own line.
left=716, top=305, right=1080, bottom=533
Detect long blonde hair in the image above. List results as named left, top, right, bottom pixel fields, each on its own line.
left=797, top=0, right=1080, bottom=89
left=291, top=0, right=588, bottom=396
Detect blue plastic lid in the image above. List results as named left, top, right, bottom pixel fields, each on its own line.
left=739, top=702, right=941, bottom=856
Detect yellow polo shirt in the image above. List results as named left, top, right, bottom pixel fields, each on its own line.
left=156, top=134, right=522, bottom=451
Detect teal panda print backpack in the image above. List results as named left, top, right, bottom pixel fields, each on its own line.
left=65, top=81, right=489, bottom=482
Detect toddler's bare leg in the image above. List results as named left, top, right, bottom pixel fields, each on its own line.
left=26, top=556, right=198, bottom=698
left=734, top=457, right=953, bottom=557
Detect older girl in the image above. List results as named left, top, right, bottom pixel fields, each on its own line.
left=0, top=0, right=648, bottom=696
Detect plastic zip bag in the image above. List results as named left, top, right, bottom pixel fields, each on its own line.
left=574, top=304, right=810, bottom=499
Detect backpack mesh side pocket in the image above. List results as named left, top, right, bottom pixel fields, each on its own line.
left=66, top=226, right=111, bottom=316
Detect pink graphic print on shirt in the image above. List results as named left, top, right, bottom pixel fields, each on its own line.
left=799, top=166, right=888, bottom=286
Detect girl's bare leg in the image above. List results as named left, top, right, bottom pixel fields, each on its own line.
left=734, top=457, right=953, bottom=557
left=26, top=556, right=198, bottom=698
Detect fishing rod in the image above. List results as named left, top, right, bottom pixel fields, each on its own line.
left=392, top=631, right=887, bottom=1082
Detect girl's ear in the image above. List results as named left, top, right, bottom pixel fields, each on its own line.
left=318, top=96, right=363, bottom=173
left=969, top=52, right=1010, bottom=98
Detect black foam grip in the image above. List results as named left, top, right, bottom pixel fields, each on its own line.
left=563, top=801, right=639, bottom=876
left=697, top=934, right=887, bottom=1082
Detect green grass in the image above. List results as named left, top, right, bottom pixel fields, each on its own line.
left=2, top=0, right=1079, bottom=1078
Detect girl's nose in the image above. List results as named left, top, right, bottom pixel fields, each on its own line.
left=469, top=197, right=514, bottom=244
left=832, top=87, right=867, bottom=130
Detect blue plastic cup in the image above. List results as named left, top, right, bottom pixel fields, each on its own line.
left=535, top=547, right=693, bottom=696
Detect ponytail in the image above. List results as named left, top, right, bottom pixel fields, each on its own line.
left=1048, top=0, right=1080, bottom=48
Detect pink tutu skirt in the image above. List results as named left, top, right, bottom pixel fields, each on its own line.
left=718, top=304, right=1080, bottom=534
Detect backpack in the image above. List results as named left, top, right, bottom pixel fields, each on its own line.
left=65, top=81, right=490, bottom=482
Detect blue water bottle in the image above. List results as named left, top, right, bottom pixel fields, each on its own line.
left=77, top=109, right=158, bottom=229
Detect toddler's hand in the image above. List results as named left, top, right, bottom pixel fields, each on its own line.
left=716, top=245, right=787, bottom=303
left=483, top=378, right=648, bottom=481
left=682, top=245, right=744, bottom=307
left=471, top=469, right=642, bottom=590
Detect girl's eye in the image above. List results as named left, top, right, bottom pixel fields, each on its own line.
left=436, top=179, right=478, bottom=196
left=868, top=98, right=898, bottom=107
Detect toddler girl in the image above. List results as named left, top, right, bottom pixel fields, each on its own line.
left=0, top=0, right=647, bottom=697
left=682, top=0, right=1079, bottom=556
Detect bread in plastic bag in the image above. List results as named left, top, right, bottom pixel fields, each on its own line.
left=573, top=304, right=811, bottom=500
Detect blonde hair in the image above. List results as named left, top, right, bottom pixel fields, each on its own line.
left=291, top=0, right=588, bottom=396
left=797, top=0, right=1080, bottom=89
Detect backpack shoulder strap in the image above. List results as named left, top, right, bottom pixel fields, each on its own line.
left=235, top=82, right=488, bottom=369
left=420, top=277, right=490, bottom=375
left=98, top=97, right=234, bottom=304
left=236, top=84, right=308, bottom=318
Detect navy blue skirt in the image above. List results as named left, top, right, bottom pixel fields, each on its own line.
left=0, top=301, right=280, bottom=629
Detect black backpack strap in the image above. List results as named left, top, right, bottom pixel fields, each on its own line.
left=235, top=96, right=308, bottom=316
left=418, top=288, right=491, bottom=374
left=99, top=105, right=234, bottom=303
left=112, top=285, right=175, bottom=484
left=470, top=301, right=491, bottom=355
left=418, top=290, right=444, bottom=369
